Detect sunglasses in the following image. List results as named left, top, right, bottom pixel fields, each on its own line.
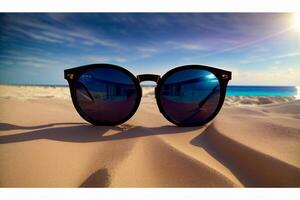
left=64, top=64, right=231, bottom=127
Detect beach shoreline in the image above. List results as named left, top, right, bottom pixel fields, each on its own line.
left=0, top=84, right=298, bottom=106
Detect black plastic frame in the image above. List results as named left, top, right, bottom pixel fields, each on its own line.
left=64, top=63, right=231, bottom=127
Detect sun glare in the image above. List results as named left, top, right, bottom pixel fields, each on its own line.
left=293, top=12, right=300, bottom=29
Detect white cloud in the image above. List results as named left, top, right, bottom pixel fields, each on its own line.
left=114, top=57, right=127, bottom=63
left=135, top=46, right=160, bottom=58
left=4, top=15, right=119, bottom=48
left=202, top=27, right=292, bottom=58
left=165, top=41, right=211, bottom=51
left=84, top=55, right=128, bottom=63
left=238, top=51, right=300, bottom=65
left=136, top=46, right=159, bottom=54
left=9, top=26, right=63, bottom=43
left=85, top=56, right=111, bottom=63
left=272, top=51, right=300, bottom=59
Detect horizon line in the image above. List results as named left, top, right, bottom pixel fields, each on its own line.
left=0, top=83, right=299, bottom=87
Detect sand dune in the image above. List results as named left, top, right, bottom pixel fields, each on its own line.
left=0, top=85, right=300, bottom=187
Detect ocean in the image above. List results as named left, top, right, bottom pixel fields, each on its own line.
left=141, top=85, right=299, bottom=98
left=0, top=84, right=299, bottom=99
left=226, top=86, right=299, bottom=97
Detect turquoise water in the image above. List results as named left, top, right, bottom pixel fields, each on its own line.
left=161, top=86, right=299, bottom=102
left=2, top=84, right=299, bottom=98
left=226, top=86, right=299, bottom=97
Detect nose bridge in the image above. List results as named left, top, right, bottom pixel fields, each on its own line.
left=137, top=74, right=160, bottom=83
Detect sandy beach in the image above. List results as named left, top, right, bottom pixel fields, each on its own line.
left=0, top=85, right=300, bottom=187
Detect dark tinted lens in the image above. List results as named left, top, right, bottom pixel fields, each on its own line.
left=159, top=69, right=221, bottom=125
left=74, top=68, right=138, bottom=123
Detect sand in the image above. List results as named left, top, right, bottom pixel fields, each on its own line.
left=0, top=85, right=300, bottom=187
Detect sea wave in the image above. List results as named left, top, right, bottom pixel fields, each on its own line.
left=0, top=85, right=70, bottom=100
left=224, top=96, right=296, bottom=106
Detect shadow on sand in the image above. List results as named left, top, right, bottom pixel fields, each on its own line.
left=80, top=168, right=111, bottom=187
left=0, top=122, right=200, bottom=144
left=190, top=125, right=251, bottom=186
left=190, top=124, right=300, bottom=187
left=2, top=121, right=299, bottom=187
left=0, top=122, right=86, bottom=131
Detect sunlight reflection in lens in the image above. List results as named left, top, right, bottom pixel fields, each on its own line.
left=293, top=12, right=300, bottom=29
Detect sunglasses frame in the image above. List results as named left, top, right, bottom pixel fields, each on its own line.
left=65, top=63, right=231, bottom=126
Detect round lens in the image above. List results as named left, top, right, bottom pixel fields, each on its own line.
left=74, top=68, right=139, bottom=124
left=159, top=69, right=221, bottom=126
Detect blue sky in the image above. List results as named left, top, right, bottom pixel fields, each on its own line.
left=0, top=13, right=299, bottom=85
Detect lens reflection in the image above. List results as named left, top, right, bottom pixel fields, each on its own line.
left=160, top=69, right=221, bottom=125
left=75, top=68, right=138, bottom=123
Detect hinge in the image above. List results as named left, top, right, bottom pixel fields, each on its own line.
left=222, top=74, right=229, bottom=79
left=67, top=73, right=74, bottom=80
